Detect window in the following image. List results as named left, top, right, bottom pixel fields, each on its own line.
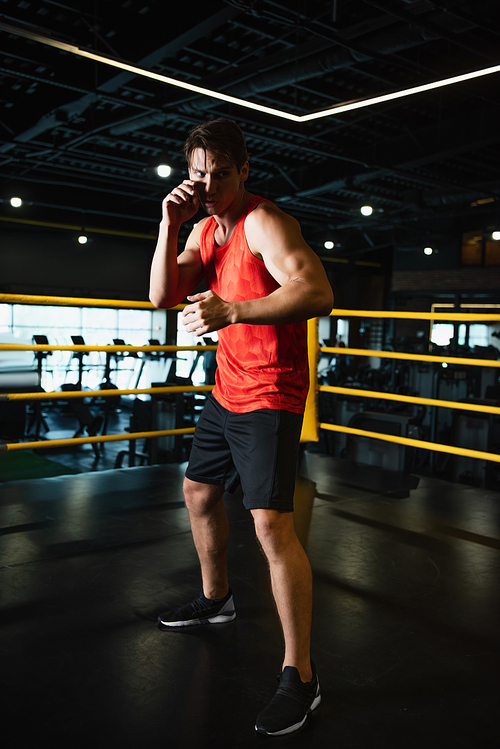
left=457, top=323, right=489, bottom=348
left=176, top=313, right=217, bottom=386
left=461, top=231, right=482, bottom=265
left=336, top=318, right=349, bottom=346
left=462, top=230, right=500, bottom=266
left=431, top=323, right=454, bottom=347
left=0, top=304, right=167, bottom=392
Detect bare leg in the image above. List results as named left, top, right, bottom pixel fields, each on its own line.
left=251, top=508, right=313, bottom=683
left=183, top=477, right=229, bottom=600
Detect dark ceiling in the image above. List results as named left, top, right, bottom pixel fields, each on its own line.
left=1, top=0, right=500, bottom=261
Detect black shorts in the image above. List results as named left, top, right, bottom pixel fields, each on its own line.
left=185, top=394, right=303, bottom=511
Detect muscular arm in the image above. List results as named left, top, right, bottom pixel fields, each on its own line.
left=149, top=181, right=205, bottom=309
left=183, top=203, right=333, bottom=335
left=237, top=204, right=333, bottom=323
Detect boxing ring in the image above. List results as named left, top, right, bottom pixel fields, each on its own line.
left=2, top=293, right=500, bottom=471
left=1, top=293, right=499, bottom=748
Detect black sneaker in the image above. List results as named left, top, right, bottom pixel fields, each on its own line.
left=157, top=589, right=236, bottom=627
left=255, top=663, right=321, bottom=736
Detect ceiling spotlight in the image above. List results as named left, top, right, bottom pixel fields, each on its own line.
left=492, top=231, right=500, bottom=240
left=78, top=235, right=88, bottom=244
left=10, top=197, right=22, bottom=207
left=423, top=246, right=433, bottom=255
left=360, top=205, right=373, bottom=216
left=156, top=164, right=172, bottom=178
left=324, top=241, right=335, bottom=249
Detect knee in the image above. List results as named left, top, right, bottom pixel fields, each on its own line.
left=183, top=477, right=222, bottom=516
left=252, top=510, right=295, bottom=555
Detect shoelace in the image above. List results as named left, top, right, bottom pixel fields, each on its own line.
left=191, top=595, right=215, bottom=613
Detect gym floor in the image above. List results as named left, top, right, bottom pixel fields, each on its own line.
left=1, top=452, right=499, bottom=748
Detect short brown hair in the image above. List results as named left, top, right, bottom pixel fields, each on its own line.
left=183, top=118, right=249, bottom=171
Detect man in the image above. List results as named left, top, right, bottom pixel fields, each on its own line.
left=149, top=118, right=333, bottom=736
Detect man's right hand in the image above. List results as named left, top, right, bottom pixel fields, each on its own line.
left=163, top=179, right=200, bottom=227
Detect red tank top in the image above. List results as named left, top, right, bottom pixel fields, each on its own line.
left=199, top=195, right=308, bottom=414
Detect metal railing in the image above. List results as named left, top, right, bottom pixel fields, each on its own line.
left=0, top=293, right=213, bottom=453
left=319, top=308, right=500, bottom=465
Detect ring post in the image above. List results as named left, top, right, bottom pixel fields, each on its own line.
left=300, top=317, right=319, bottom=443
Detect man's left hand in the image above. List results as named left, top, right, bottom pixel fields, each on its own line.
left=182, top=291, right=234, bottom=336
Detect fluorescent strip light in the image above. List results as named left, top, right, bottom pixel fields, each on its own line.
left=0, top=21, right=301, bottom=122
left=301, top=64, right=500, bottom=121
left=1, top=21, right=500, bottom=123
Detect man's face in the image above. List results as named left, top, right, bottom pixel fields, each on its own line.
left=188, top=148, right=249, bottom=216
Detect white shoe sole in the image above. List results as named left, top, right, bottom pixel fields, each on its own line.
left=159, top=610, right=236, bottom=626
